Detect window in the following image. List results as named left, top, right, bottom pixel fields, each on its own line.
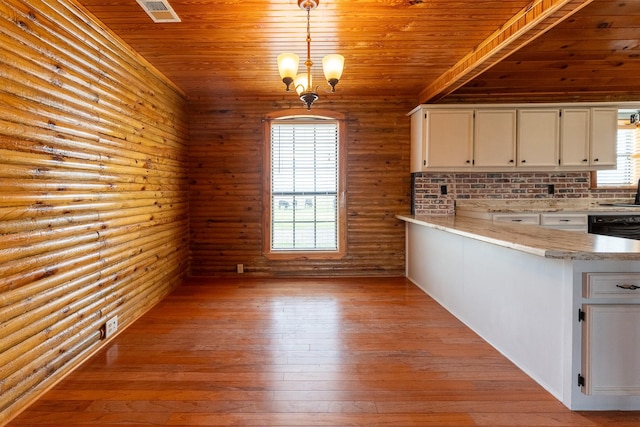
left=596, top=113, right=640, bottom=187
left=263, top=111, right=346, bottom=258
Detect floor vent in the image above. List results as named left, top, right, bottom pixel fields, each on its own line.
left=136, top=0, right=181, bottom=23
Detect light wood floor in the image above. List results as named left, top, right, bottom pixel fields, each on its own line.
left=8, top=277, right=640, bottom=426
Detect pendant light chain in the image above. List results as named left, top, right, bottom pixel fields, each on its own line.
left=276, top=0, right=345, bottom=110
left=305, top=6, right=313, bottom=94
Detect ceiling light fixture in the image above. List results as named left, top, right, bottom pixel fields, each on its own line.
left=277, top=0, right=344, bottom=110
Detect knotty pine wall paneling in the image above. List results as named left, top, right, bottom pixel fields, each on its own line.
left=0, top=0, right=189, bottom=423
left=189, top=96, right=413, bottom=277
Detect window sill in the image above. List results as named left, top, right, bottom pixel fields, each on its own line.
left=590, top=185, right=637, bottom=190
left=263, top=250, right=346, bottom=261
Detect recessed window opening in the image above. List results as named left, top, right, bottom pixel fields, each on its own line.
left=596, top=111, right=640, bottom=187
left=270, top=119, right=339, bottom=251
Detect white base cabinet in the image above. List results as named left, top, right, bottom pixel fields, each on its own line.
left=457, top=210, right=589, bottom=232
left=581, top=305, right=640, bottom=396
left=405, top=221, right=640, bottom=410
left=541, top=213, right=588, bottom=231
left=492, top=213, right=540, bottom=225
left=580, top=273, right=640, bottom=396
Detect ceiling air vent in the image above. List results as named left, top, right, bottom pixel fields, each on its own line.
left=136, top=0, right=181, bottom=23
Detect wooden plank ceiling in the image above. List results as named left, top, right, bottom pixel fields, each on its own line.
left=76, top=0, right=640, bottom=104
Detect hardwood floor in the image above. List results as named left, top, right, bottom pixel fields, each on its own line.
left=8, top=277, right=640, bottom=426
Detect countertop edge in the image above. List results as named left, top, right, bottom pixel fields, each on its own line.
left=397, top=215, right=548, bottom=257
left=396, top=214, right=640, bottom=261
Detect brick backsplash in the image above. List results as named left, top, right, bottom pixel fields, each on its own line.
left=413, top=171, right=637, bottom=215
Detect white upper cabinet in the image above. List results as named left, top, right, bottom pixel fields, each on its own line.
left=561, top=108, right=618, bottom=168
left=409, top=108, right=426, bottom=173
left=474, top=110, right=517, bottom=168
left=560, top=108, right=591, bottom=167
left=590, top=108, right=618, bottom=168
left=409, top=103, right=625, bottom=172
left=410, top=108, right=473, bottom=172
left=426, top=109, right=474, bottom=168
left=517, top=109, right=560, bottom=167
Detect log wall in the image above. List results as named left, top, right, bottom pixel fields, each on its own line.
left=189, top=96, right=413, bottom=277
left=0, top=0, right=189, bottom=423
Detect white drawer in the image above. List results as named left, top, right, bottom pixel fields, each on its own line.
left=492, top=214, right=540, bottom=225
left=583, top=273, right=640, bottom=299
left=540, top=213, right=587, bottom=226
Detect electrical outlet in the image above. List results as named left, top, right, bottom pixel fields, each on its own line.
left=104, top=316, right=118, bottom=339
left=237, top=263, right=244, bottom=274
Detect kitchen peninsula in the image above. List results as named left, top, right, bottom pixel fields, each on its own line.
left=398, top=213, right=640, bottom=410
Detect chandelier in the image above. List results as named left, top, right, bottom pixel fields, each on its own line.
left=277, top=0, right=344, bottom=110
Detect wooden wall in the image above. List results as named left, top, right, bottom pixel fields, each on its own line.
left=189, top=96, right=413, bottom=277
left=0, top=0, right=189, bottom=423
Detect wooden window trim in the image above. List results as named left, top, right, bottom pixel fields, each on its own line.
left=262, top=109, right=347, bottom=260
left=589, top=171, right=637, bottom=190
left=591, top=121, right=640, bottom=189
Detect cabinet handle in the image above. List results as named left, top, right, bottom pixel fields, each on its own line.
left=582, top=159, right=588, bottom=163
left=509, top=159, right=514, bottom=163
left=560, top=219, right=571, bottom=222
left=521, top=160, right=526, bottom=163
left=466, top=160, right=471, bottom=164
left=616, top=284, right=640, bottom=290
left=594, top=158, right=599, bottom=162
left=511, top=219, right=522, bottom=222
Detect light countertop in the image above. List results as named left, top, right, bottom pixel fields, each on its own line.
left=397, top=214, right=640, bottom=260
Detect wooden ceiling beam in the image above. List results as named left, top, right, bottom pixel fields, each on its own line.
left=418, top=0, right=595, bottom=104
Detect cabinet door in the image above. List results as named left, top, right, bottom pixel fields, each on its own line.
left=590, top=108, right=618, bottom=167
left=410, top=108, right=426, bottom=173
left=423, top=110, right=474, bottom=168
left=560, top=108, right=590, bottom=167
left=517, top=109, right=560, bottom=167
left=581, top=304, right=640, bottom=395
left=474, top=110, right=517, bottom=167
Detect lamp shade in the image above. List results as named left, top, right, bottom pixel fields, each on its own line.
left=322, top=54, right=344, bottom=82
left=294, top=73, right=312, bottom=95
left=277, top=53, right=299, bottom=80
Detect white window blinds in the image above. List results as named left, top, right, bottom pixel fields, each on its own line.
left=270, top=120, right=339, bottom=251
left=597, top=124, right=640, bottom=187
